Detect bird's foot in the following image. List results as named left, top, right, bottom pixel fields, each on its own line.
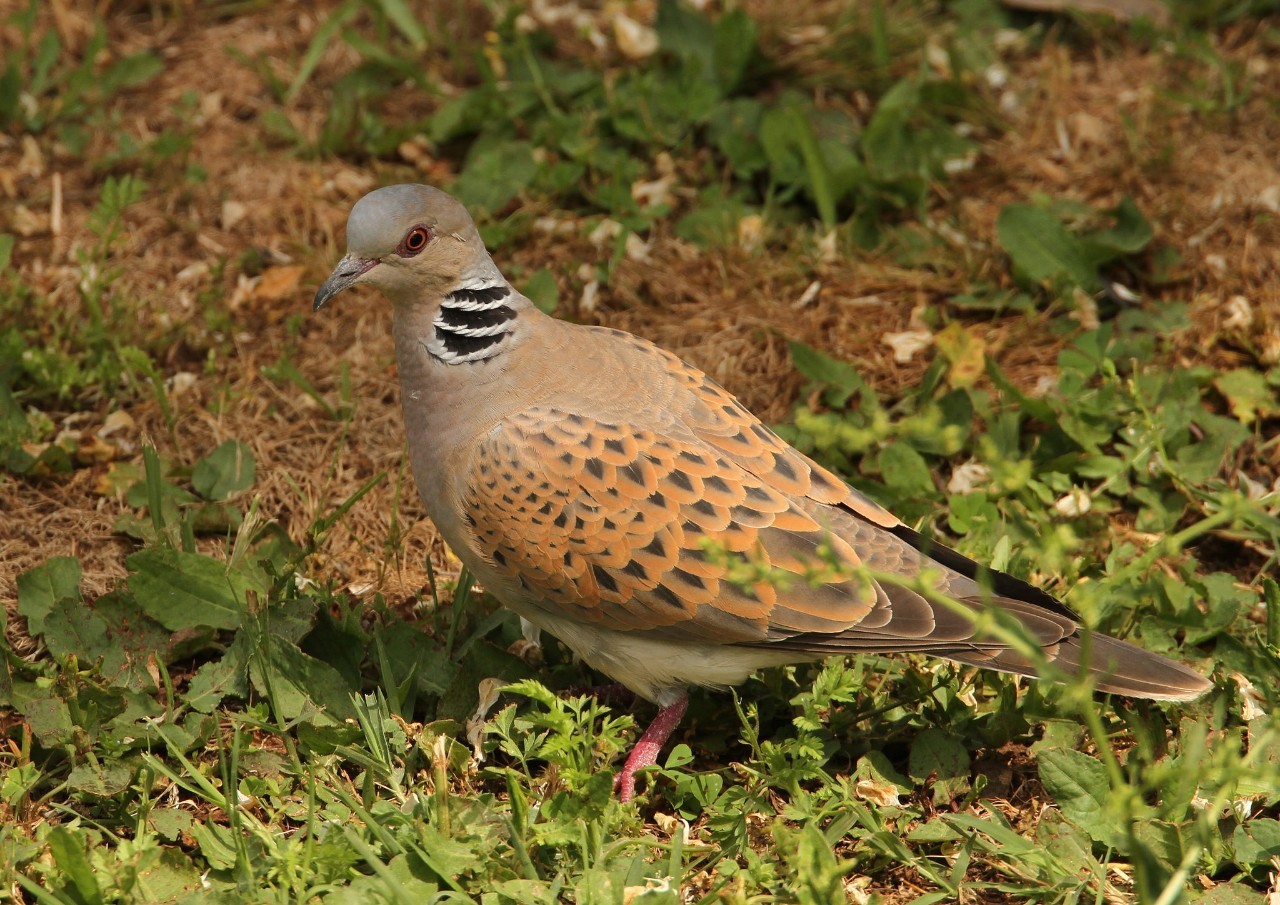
left=614, top=692, right=689, bottom=803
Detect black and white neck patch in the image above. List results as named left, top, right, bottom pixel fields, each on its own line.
left=429, top=284, right=516, bottom=364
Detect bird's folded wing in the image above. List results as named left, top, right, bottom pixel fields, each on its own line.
left=461, top=404, right=896, bottom=643
left=461, top=338, right=1079, bottom=653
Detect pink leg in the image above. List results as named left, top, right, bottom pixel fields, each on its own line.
left=615, top=691, right=689, bottom=803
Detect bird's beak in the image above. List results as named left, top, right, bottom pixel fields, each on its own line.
left=313, top=254, right=378, bottom=311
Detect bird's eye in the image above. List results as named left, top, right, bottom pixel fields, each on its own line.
left=397, top=226, right=431, bottom=257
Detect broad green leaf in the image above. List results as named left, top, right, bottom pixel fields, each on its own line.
left=149, top=808, right=194, bottom=841
left=876, top=441, right=936, bottom=499
left=376, top=621, right=458, bottom=695
left=16, top=556, right=82, bottom=635
left=68, top=762, right=135, bottom=797
left=438, top=642, right=532, bottom=722
left=1037, top=746, right=1124, bottom=849
left=451, top=139, right=537, bottom=214
left=656, top=0, right=714, bottom=75
left=1214, top=368, right=1279, bottom=423
left=906, top=818, right=965, bottom=843
left=1233, top=818, right=1280, bottom=867
left=861, top=78, right=923, bottom=182
left=126, top=549, right=262, bottom=631
left=90, top=591, right=186, bottom=691
left=908, top=728, right=971, bottom=804
left=1184, top=572, right=1249, bottom=645
left=1033, top=810, right=1094, bottom=877
left=189, top=821, right=238, bottom=871
left=192, top=439, right=256, bottom=501
left=1199, top=879, right=1278, bottom=905
left=99, top=50, right=164, bottom=96
left=124, top=476, right=196, bottom=509
left=997, top=203, right=1098, bottom=289
left=42, top=596, right=110, bottom=662
left=1083, top=196, right=1153, bottom=260
left=760, top=102, right=805, bottom=187
left=788, top=104, right=836, bottom=228
left=674, top=186, right=753, bottom=247
left=250, top=637, right=357, bottom=724
left=17, top=688, right=75, bottom=747
left=185, top=638, right=250, bottom=713
left=0, top=234, right=13, bottom=273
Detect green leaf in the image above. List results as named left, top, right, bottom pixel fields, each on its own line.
left=1214, top=368, right=1279, bottom=423
left=788, top=340, right=866, bottom=399
left=1083, top=196, right=1153, bottom=260
left=185, top=638, right=250, bottom=713
left=1037, top=746, right=1124, bottom=848
left=707, top=99, right=766, bottom=175
left=376, top=621, right=458, bottom=696
left=451, top=139, right=537, bottom=214
left=47, top=826, right=103, bottom=905
left=0, top=234, right=13, bottom=273
left=521, top=267, right=560, bottom=314
left=933, top=322, right=986, bottom=389
left=17, top=687, right=75, bottom=747
left=1199, top=879, right=1278, bottom=905
left=1033, top=810, right=1095, bottom=877
left=189, top=820, right=238, bottom=871
left=876, top=442, right=936, bottom=499
left=251, top=637, right=357, bottom=724
left=98, top=50, right=164, bottom=96
left=997, top=203, right=1098, bottom=290
left=674, top=186, right=753, bottom=247
left=148, top=808, right=194, bottom=842
left=372, top=0, right=427, bottom=49
left=656, top=0, right=714, bottom=75
left=1233, top=818, right=1280, bottom=867
left=781, top=821, right=851, bottom=904
left=42, top=596, right=111, bottom=662
left=126, top=549, right=262, bottom=631
left=787, top=104, right=836, bottom=228
left=16, top=556, right=82, bottom=636
left=712, top=8, right=757, bottom=93
left=67, top=762, right=135, bottom=797
left=908, top=728, right=971, bottom=804
left=861, top=78, right=923, bottom=182
left=192, top=439, right=256, bottom=501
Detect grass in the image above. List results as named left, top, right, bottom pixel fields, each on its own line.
left=1, top=0, right=1279, bottom=901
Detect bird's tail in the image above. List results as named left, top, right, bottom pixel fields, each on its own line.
left=945, top=632, right=1212, bottom=701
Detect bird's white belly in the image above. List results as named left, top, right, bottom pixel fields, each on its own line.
left=518, top=607, right=803, bottom=707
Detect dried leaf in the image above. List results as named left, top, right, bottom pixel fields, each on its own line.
left=253, top=265, right=305, bottom=301
left=881, top=330, right=933, bottom=364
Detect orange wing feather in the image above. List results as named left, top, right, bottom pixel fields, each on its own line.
left=462, top=399, right=884, bottom=643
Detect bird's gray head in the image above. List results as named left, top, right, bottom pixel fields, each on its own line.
left=313, top=184, right=499, bottom=310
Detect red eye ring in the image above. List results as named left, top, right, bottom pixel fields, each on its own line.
left=398, top=225, right=431, bottom=257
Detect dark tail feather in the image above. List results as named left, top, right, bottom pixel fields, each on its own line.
left=945, top=632, right=1212, bottom=702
